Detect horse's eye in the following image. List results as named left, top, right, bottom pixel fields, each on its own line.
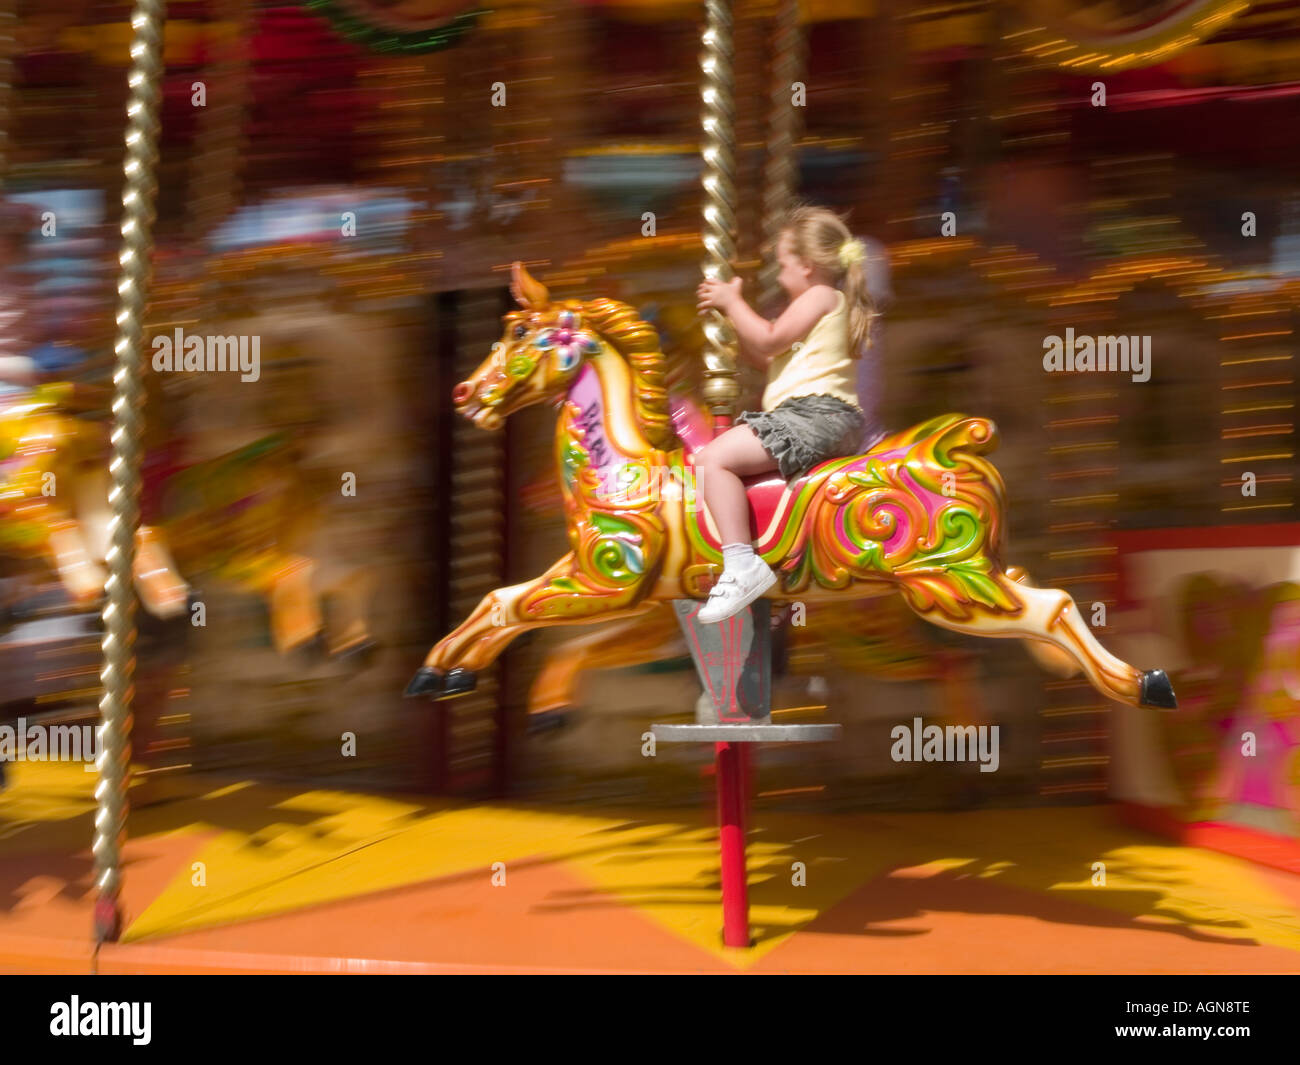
left=513, top=323, right=528, bottom=340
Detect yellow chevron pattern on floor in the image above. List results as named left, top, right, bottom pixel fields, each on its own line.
left=4, top=761, right=1299, bottom=969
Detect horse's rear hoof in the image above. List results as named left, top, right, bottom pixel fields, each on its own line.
left=527, top=707, right=578, bottom=735
left=334, top=637, right=378, bottom=668
left=295, top=632, right=328, bottom=663
left=404, top=666, right=444, bottom=698
left=1139, top=669, right=1178, bottom=709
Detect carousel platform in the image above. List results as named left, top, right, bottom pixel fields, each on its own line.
left=2, top=760, right=1298, bottom=975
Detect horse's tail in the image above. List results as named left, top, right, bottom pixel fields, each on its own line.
left=872, top=412, right=996, bottom=455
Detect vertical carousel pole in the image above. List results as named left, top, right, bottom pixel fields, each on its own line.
left=750, top=0, right=805, bottom=812
left=663, top=2, right=841, bottom=947
left=758, top=0, right=804, bottom=311
left=93, top=0, right=167, bottom=945
left=753, top=0, right=802, bottom=810
left=699, top=0, right=751, bottom=948
left=699, top=0, right=741, bottom=427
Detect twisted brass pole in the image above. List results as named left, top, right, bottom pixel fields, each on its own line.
left=94, top=0, right=167, bottom=945
left=699, top=0, right=739, bottom=420
left=758, top=0, right=805, bottom=310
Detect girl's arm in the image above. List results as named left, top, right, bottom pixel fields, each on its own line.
left=697, top=280, right=838, bottom=368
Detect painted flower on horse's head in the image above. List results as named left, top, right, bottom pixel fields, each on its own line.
left=535, top=311, right=600, bottom=373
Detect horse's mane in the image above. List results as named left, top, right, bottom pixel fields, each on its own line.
left=579, top=297, right=678, bottom=451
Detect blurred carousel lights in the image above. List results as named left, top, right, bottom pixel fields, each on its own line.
left=893, top=224, right=1297, bottom=525
left=1004, top=0, right=1253, bottom=72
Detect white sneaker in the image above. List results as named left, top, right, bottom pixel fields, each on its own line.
left=697, top=556, right=778, bottom=624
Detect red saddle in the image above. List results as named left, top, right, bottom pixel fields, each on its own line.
left=679, top=452, right=812, bottom=542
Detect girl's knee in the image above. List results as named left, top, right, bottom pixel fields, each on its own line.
left=697, top=447, right=736, bottom=476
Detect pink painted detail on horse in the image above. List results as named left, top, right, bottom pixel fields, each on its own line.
left=879, top=505, right=911, bottom=556
left=899, top=464, right=952, bottom=530
left=567, top=362, right=631, bottom=484
left=669, top=394, right=712, bottom=455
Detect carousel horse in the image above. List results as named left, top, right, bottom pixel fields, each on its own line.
left=405, top=262, right=1177, bottom=712
left=160, top=307, right=386, bottom=660
left=157, top=431, right=371, bottom=658
left=0, top=380, right=370, bottom=658
left=0, top=381, right=189, bottom=617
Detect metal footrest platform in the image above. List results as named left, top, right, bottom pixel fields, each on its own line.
left=650, top=723, right=841, bottom=743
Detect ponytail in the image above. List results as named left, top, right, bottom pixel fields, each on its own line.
left=841, top=250, right=877, bottom=358
left=780, top=205, right=885, bottom=360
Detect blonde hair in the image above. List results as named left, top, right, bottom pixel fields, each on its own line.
left=779, top=204, right=878, bottom=357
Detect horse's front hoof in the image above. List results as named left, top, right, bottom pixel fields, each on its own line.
left=1139, top=669, right=1178, bottom=709
left=404, top=666, right=445, bottom=698
left=439, top=667, right=477, bottom=699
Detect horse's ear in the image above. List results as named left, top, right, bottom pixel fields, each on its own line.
left=511, top=262, right=549, bottom=310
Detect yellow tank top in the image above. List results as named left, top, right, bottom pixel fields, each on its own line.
left=761, top=290, right=860, bottom=411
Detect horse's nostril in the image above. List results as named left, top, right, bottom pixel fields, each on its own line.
left=452, top=381, right=473, bottom=404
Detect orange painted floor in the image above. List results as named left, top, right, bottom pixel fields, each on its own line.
left=2, top=761, right=1299, bottom=974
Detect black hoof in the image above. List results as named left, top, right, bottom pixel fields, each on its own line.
left=404, top=666, right=444, bottom=698
left=1139, top=669, right=1178, bottom=709
left=439, top=667, right=477, bottom=699
left=403, top=666, right=477, bottom=700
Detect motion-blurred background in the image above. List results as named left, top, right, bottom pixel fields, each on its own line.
left=0, top=0, right=1297, bottom=850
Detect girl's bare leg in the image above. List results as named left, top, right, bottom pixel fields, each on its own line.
left=695, top=425, right=778, bottom=545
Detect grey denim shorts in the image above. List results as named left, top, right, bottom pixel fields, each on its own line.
left=737, top=393, right=869, bottom=480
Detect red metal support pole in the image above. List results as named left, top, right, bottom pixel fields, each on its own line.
left=715, top=738, right=751, bottom=947
left=710, top=393, right=752, bottom=945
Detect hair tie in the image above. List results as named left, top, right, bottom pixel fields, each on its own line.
left=838, top=238, right=865, bottom=269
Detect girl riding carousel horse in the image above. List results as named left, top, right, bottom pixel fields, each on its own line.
left=695, top=204, right=884, bottom=622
